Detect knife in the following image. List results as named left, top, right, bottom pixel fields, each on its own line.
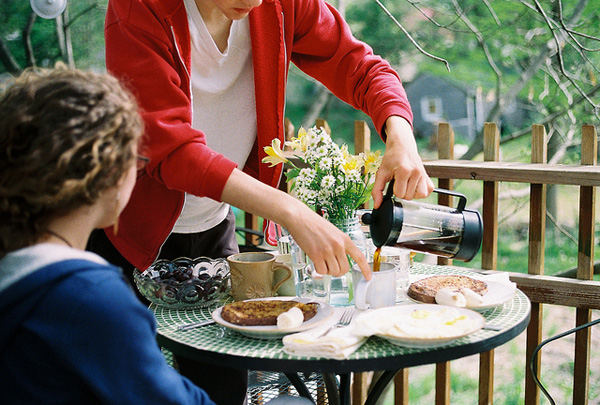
left=176, top=319, right=216, bottom=331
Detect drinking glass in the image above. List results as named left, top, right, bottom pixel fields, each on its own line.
left=289, top=236, right=314, bottom=298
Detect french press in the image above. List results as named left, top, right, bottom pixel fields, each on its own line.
left=361, top=181, right=483, bottom=262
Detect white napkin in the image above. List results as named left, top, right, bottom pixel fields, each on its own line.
left=282, top=310, right=367, bottom=360
left=483, top=271, right=517, bottom=288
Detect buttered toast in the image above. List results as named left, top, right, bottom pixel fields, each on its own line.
left=221, top=300, right=319, bottom=326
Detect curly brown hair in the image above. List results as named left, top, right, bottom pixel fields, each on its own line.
left=0, top=66, right=143, bottom=256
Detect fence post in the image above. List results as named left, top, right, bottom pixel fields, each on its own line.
left=481, top=122, right=500, bottom=270
left=478, top=123, right=500, bottom=405
left=315, top=118, right=331, bottom=134
left=573, top=124, right=597, bottom=405
left=436, top=122, right=455, bottom=267
left=435, top=123, right=455, bottom=404
left=524, top=124, right=548, bottom=405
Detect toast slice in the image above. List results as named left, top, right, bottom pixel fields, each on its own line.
left=221, top=300, right=319, bottom=326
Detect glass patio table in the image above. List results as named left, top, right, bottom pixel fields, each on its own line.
left=151, top=263, right=531, bottom=405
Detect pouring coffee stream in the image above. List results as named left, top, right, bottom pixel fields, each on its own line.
left=363, top=180, right=483, bottom=270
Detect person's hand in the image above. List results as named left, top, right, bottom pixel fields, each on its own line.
left=285, top=209, right=372, bottom=281
left=371, top=116, right=434, bottom=208
left=220, top=169, right=372, bottom=280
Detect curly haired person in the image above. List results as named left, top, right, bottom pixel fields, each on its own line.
left=0, top=67, right=214, bottom=404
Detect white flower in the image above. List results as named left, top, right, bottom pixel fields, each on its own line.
left=298, top=168, right=316, bottom=183
left=332, top=156, right=345, bottom=169
left=346, top=170, right=362, bottom=183
left=304, top=189, right=318, bottom=202
left=321, top=175, right=336, bottom=190
left=318, top=157, right=332, bottom=171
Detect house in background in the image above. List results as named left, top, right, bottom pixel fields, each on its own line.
left=404, top=73, right=484, bottom=141
left=404, top=73, right=533, bottom=143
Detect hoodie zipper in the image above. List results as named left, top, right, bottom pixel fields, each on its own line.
left=150, top=25, right=191, bottom=262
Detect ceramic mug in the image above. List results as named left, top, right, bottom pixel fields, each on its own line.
left=352, top=262, right=396, bottom=310
left=227, top=252, right=293, bottom=301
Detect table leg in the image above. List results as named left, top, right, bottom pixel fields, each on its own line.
left=322, top=373, right=340, bottom=405
left=364, top=370, right=397, bottom=405
left=339, top=374, right=351, bottom=405
left=321, top=373, right=351, bottom=405
left=284, top=372, right=314, bottom=403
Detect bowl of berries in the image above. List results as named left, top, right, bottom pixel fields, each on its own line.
left=133, top=257, right=230, bottom=309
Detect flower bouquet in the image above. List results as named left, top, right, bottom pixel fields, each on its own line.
left=262, top=126, right=381, bottom=222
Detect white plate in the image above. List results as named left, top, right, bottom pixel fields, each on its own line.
left=409, top=276, right=516, bottom=310
left=356, top=304, right=485, bottom=348
left=212, top=297, right=334, bottom=339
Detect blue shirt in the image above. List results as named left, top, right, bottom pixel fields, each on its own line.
left=0, top=245, right=214, bottom=404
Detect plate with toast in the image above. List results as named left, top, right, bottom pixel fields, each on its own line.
left=212, top=297, right=334, bottom=339
left=407, top=274, right=516, bottom=311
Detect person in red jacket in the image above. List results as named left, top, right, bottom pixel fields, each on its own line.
left=88, top=0, right=434, bottom=403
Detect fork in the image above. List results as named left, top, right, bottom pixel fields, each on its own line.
left=318, top=308, right=355, bottom=338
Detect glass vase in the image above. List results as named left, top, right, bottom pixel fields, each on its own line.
left=327, top=214, right=368, bottom=306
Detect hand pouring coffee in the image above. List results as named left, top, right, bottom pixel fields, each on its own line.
left=362, top=181, right=483, bottom=262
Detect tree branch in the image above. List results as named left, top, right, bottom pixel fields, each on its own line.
left=374, top=0, right=451, bottom=71
left=0, top=39, right=21, bottom=74
left=23, top=12, right=36, bottom=68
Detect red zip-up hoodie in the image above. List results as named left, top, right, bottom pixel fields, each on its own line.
left=104, top=0, right=413, bottom=270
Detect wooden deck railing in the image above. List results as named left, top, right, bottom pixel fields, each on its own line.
left=422, top=122, right=600, bottom=405
left=244, top=120, right=600, bottom=404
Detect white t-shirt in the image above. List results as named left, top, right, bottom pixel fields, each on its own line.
left=174, top=0, right=257, bottom=233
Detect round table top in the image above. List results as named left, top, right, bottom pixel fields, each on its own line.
left=152, top=263, right=531, bottom=374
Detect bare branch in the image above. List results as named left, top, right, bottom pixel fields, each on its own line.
left=23, top=12, right=36, bottom=68
left=482, top=0, right=500, bottom=26
left=403, top=0, right=467, bottom=31
left=532, top=0, right=598, bottom=111
left=0, top=39, right=21, bottom=74
left=374, top=0, right=451, bottom=71
left=63, top=4, right=100, bottom=30
left=500, top=82, right=600, bottom=144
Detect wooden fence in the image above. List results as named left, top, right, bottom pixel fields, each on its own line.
left=245, top=120, right=600, bottom=404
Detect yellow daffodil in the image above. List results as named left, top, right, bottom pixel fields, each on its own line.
left=342, top=154, right=364, bottom=172
left=296, top=127, right=310, bottom=152
left=364, top=150, right=382, bottom=175
left=340, top=144, right=350, bottom=160
left=262, top=139, right=288, bottom=167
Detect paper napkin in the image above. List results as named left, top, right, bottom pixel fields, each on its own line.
left=432, top=271, right=516, bottom=307
left=282, top=312, right=367, bottom=360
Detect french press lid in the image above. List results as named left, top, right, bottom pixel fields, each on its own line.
left=361, top=181, right=402, bottom=247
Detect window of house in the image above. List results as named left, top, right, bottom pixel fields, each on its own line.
left=420, top=97, right=443, bottom=122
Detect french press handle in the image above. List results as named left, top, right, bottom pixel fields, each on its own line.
left=384, top=180, right=468, bottom=212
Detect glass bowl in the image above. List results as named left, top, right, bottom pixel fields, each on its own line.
left=133, top=257, right=230, bottom=309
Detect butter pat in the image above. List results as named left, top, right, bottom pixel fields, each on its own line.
left=435, top=288, right=467, bottom=307
left=461, top=288, right=484, bottom=306
left=277, top=306, right=304, bottom=329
